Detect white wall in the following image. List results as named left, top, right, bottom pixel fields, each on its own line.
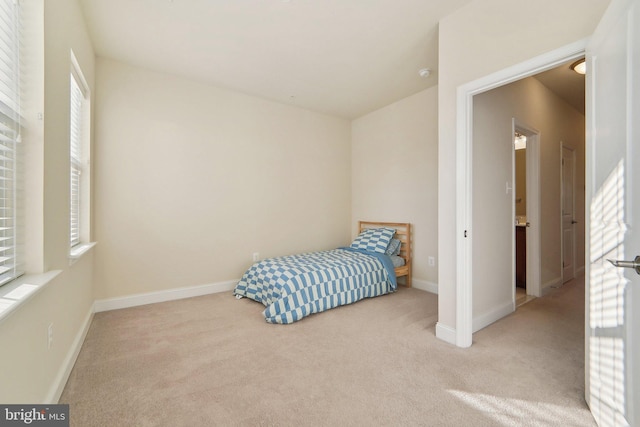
left=472, top=76, right=585, bottom=324
left=0, top=0, right=96, bottom=402
left=437, top=0, right=609, bottom=335
left=351, top=87, right=438, bottom=288
left=93, top=58, right=352, bottom=299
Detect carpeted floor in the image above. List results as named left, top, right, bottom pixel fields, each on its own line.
left=60, top=277, right=594, bottom=426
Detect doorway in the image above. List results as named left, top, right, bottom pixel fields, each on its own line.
left=452, top=41, right=587, bottom=347
left=467, top=55, right=585, bottom=334
left=513, top=127, right=539, bottom=307
left=514, top=131, right=527, bottom=305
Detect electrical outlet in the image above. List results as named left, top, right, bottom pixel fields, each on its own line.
left=47, top=323, right=53, bottom=349
left=252, top=252, right=260, bottom=262
left=428, top=256, right=436, bottom=267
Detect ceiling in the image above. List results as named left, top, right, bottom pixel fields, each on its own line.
left=534, top=59, right=585, bottom=113
left=79, top=0, right=473, bottom=119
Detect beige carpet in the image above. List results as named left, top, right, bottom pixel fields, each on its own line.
left=60, top=278, right=594, bottom=426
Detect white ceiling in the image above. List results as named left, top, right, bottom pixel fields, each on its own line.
left=79, top=0, right=473, bottom=119
left=534, top=59, right=585, bottom=113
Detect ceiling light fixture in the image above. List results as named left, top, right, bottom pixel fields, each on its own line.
left=571, top=58, right=586, bottom=75
left=418, top=68, right=431, bottom=78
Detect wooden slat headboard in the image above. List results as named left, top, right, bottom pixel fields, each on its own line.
left=358, top=221, right=412, bottom=287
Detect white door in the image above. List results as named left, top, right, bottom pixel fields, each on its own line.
left=562, top=146, right=576, bottom=282
left=586, top=0, right=639, bottom=425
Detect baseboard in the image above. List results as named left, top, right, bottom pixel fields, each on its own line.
left=435, top=322, right=457, bottom=345
left=411, top=279, right=438, bottom=294
left=472, top=300, right=514, bottom=333
left=45, top=305, right=94, bottom=404
left=94, top=280, right=238, bottom=313
left=542, top=276, right=562, bottom=295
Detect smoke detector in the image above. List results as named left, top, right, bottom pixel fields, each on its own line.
left=418, top=68, right=432, bottom=78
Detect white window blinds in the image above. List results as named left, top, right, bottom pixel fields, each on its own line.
left=69, top=73, right=84, bottom=248
left=0, top=0, right=21, bottom=286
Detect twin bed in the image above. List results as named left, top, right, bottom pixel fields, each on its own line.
left=234, top=221, right=412, bottom=324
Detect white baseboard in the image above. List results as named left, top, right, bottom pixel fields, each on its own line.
left=411, top=279, right=438, bottom=294
left=472, top=300, right=514, bottom=333
left=436, top=322, right=457, bottom=345
left=94, top=280, right=238, bottom=313
left=46, top=305, right=94, bottom=404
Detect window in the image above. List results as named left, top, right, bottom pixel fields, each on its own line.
left=69, top=53, right=90, bottom=255
left=69, top=74, right=83, bottom=248
left=0, top=0, right=22, bottom=286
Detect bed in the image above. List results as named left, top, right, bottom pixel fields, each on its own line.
left=234, top=221, right=412, bottom=324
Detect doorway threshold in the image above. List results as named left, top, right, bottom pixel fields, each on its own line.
left=516, top=294, right=536, bottom=308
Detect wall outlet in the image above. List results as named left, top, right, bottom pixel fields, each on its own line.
left=252, top=252, right=260, bottom=262
left=47, top=323, right=53, bottom=349
left=428, top=256, right=436, bottom=267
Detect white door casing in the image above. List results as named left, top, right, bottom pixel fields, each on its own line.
left=454, top=40, right=587, bottom=347
left=526, top=130, right=542, bottom=298
left=586, top=0, right=639, bottom=425
left=562, top=145, right=576, bottom=282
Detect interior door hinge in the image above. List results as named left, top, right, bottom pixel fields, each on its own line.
left=464, top=230, right=468, bottom=238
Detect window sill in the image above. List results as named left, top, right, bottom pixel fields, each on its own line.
left=69, top=242, right=97, bottom=265
left=0, top=270, right=63, bottom=323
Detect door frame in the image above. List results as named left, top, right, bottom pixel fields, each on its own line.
left=561, top=145, right=577, bottom=283
left=454, top=39, right=587, bottom=347
left=512, top=119, right=542, bottom=300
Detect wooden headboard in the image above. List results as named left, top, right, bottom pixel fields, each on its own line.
left=358, top=221, right=412, bottom=287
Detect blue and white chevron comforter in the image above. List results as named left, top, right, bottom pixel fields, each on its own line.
left=234, top=247, right=397, bottom=324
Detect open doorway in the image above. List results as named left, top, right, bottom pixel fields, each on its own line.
left=452, top=42, right=589, bottom=347
left=469, top=56, right=585, bottom=333
left=513, top=127, right=539, bottom=308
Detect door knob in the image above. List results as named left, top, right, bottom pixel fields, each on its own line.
left=607, top=256, right=640, bottom=275
left=571, top=220, right=578, bottom=224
